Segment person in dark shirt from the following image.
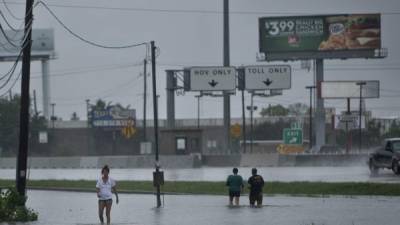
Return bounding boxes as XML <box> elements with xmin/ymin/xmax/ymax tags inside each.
<box><xmin>226</xmin><ymin>167</ymin><xmax>244</xmax><ymax>206</ymax></box>
<box><xmin>247</xmin><ymin>168</ymin><xmax>264</xmax><ymax>207</ymax></box>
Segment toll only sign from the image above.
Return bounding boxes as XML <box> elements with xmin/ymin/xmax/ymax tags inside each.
<box><xmin>243</xmin><ymin>65</ymin><xmax>291</xmax><ymax>90</ymax></box>
<box><xmin>184</xmin><ymin>67</ymin><xmax>236</xmax><ymax>91</ymax></box>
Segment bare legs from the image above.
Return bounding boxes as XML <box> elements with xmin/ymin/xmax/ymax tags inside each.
<box><xmin>98</xmin><ymin>200</ymin><xmax>112</xmax><ymax>224</ymax></box>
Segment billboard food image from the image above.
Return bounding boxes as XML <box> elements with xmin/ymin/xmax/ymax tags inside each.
<box><xmin>259</xmin><ymin>14</ymin><xmax>381</xmax><ymax>59</ymax></box>
<box><xmin>319</xmin><ymin>14</ymin><xmax>380</xmax><ymax>50</ymax></box>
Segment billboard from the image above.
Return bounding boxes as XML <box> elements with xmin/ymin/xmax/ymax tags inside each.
<box><xmin>0</xmin><ymin>29</ymin><xmax>55</xmax><ymax>60</ymax></box>
<box><xmin>259</xmin><ymin>14</ymin><xmax>381</xmax><ymax>60</ymax></box>
<box><xmin>320</xmin><ymin>80</ymin><xmax>379</xmax><ymax>99</ymax></box>
<box><xmin>91</xmin><ymin>105</ymin><xmax>136</xmax><ymax>128</ymax></box>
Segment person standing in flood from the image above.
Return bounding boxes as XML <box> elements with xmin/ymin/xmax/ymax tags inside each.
<box><xmin>226</xmin><ymin>167</ymin><xmax>244</xmax><ymax>206</ymax></box>
<box><xmin>96</xmin><ymin>165</ymin><xmax>119</xmax><ymax>224</ymax></box>
<box><xmin>248</xmin><ymin>168</ymin><xmax>264</xmax><ymax>207</ymax></box>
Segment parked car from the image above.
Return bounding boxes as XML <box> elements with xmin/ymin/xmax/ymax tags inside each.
<box><xmin>368</xmin><ymin>138</ymin><xmax>400</xmax><ymax>175</ymax></box>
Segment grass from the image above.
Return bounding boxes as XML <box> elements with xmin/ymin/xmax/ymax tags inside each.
<box><xmin>1</xmin><ymin>180</ymin><xmax>400</xmax><ymax>196</ymax></box>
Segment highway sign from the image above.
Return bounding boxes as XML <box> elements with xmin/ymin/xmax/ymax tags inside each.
<box><xmin>239</xmin><ymin>65</ymin><xmax>291</xmax><ymax>90</ymax></box>
<box><xmin>283</xmin><ymin>128</ymin><xmax>303</xmax><ymax>145</ymax></box>
<box><xmin>184</xmin><ymin>67</ymin><xmax>236</xmax><ymax>91</ymax></box>
<box><xmin>321</xmin><ymin>80</ymin><xmax>380</xmax><ymax>99</ymax></box>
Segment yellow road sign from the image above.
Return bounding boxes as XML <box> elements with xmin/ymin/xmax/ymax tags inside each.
<box><xmin>230</xmin><ymin>123</ymin><xmax>241</xmax><ymax>138</ymax></box>
<box><xmin>121</xmin><ymin>124</ymin><xmax>136</xmax><ymax>139</ymax></box>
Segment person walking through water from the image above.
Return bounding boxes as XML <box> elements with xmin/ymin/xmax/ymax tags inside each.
<box><xmin>226</xmin><ymin>167</ymin><xmax>244</xmax><ymax>206</ymax></box>
<box><xmin>248</xmin><ymin>168</ymin><xmax>264</xmax><ymax>207</ymax></box>
<box><xmin>96</xmin><ymin>165</ymin><xmax>119</xmax><ymax>224</ymax></box>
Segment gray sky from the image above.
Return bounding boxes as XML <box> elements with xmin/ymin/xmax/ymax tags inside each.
<box><xmin>1</xmin><ymin>0</ymin><xmax>400</xmax><ymax>120</ymax></box>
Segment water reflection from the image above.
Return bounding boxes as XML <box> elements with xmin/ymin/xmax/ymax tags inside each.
<box><xmin>20</xmin><ymin>190</ymin><xmax>400</xmax><ymax>225</ymax></box>
<box><xmin>0</xmin><ymin>167</ymin><xmax>399</xmax><ymax>183</ymax></box>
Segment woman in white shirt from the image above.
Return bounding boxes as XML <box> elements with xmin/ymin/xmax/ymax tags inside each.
<box><xmin>96</xmin><ymin>165</ymin><xmax>119</xmax><ymax>224</ymax></box>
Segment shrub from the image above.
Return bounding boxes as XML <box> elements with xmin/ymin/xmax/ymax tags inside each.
<box><xmin>0</xmin><ymin>188</ymin><xmax>38</xmax><ymax>222</ymax></box>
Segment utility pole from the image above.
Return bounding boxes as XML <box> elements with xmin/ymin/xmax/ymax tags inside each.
<box><xmin>306</xmin><ymin>86</ymin><xmax>316</xmax><ymax>150</ymax></box>
<box><xmin>195</xmin><ymin>95</ymin><xmax>201</xmax><ymax>129</ymax></box>
<box><xmin>151</xmin><ymin>41</ymin><xmax>162</xmax><ymax>208</ymax></box>
<box><xmin>223</xmin><ymin>0</ymin><xmax>231</xmax><ymax>154</ymax></box>
<box><xmin>143</xmin><ymin>59</ymin><xmax>148</xmax><ymax>141</ymax></box>
<box><xmin>86</xmin><ymin>99</ymin><xmax>90</xmax><ymax>125</ymax></box>
<box><xmin>16</xmin><ymin>0</ymin><xmax>34</xmax><ymax>198</ymax></box>
<box><xmin>86</xmin><ymin>99</ymin><xmax>91</xmax><ymax>155</ymax></box>
<box><xmin>241</xmin><ymin>89</ymin><xmax>246</xmax><ymax>153</ymax></box>
<box><xmin>346</xmin><ymin>98</ymin><xmax>351</xmax><ymax>154</ymax></box>
<box><xmin>33</xmin><ymin>90</ymin><xmax>38</xmax><ymax>116</ymax></box>
<box><xmin>356</xmin><ymin>81</ymin><xmax>366</xmax><ymax>151</ymax></box>
<box><xmin>246</xmin><ymin>92</ymin><xmax>257</xmax><ymax>153</ymax></box>
<box><xmin>51</xmin><ymin>103</ymin><xmax>56</xmax><ymax>129</ymax></box>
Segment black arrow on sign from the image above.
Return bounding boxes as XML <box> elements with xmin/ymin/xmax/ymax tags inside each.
<box><xmin>208</xmin><ymin>80</ymin><xmax>218</xmax><ymax>87</ymax></box>
<box><xmin>263</xmin><ymin>78</ymin><xmax>273</xmax><ymax>86</ymax></box>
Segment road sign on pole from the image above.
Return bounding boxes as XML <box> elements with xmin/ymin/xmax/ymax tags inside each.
<box><xmin>283</xmin><ymin>128</ymin><xmax>303</xmax><ymax>145</ymax></box>
<box><xmin>230</xmin><ymin>123</ymin><xmax>241</xmax><ymax>138</ymax></box>
<box><xmin>241</xmin><ymin>65</ymin><xmax>291</xmax><ymax>90</ymax></box>
<box><xmin>184</xmin><ymin>67</ymin><xmax>236</xmax><ymax>91</ymax></box>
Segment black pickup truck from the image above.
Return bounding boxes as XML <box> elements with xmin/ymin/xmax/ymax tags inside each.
<box><xmin>368</xmin><ymin>138</ymin><xmax>400</xmax><ymax>175</ymax></box>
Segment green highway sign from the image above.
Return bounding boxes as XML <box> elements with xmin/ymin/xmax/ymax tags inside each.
<box><xmin>283</xmin><ymin>128</ymin><xmax>303</xmax><ymax>145</ymax></box>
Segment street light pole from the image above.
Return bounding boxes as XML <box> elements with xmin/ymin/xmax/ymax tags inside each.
<box><xmin>306</xmin><ymin>86</ymin><xmax>316</xmax><ymax>150</ymax></box>
<box><xmin>195</xmin><ymin>95</ymin><xmax>201</xmax><ymax>129</ymax></box>
<box><xmin>51</xmin><ymin>103</ymin><xmax>56</xmax><ymax>129</ymax></box>
<box><xmin>356</xmin><ymin>81</ymin><xmax>366</xmax><ymax>152</ymax></box>
<box><xmin>246</xmin><ymin>92</ymin><xmax>257</xmax><ymax>153</ymax></box>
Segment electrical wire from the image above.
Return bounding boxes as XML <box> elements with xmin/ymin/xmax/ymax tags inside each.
<box><xmin>2</xmin><ymin>0</ymin><xmax>24</xmax><ymax>20</ymax></box>
<box><xmin>39</xmin><ymin>1</ymin><xmax>148</xmax><ymax>49</ymax></box>
<box><xmin>0</xmin><ymin>69</ymin><xmax>20</xmax><ymax>97</ymax></box>
<box><xmin>6</xmin><ymin>1</ymin><xmax>400</xmax><ymax>16</ymax></box>
<box><xmin>0</xmin><ymin>18</ymin><xmax>33</xmax><ymax>51</ymax></box>
<box><xmin>0</xmin><ymin>9</ymin><xmax>21</xmax><ymax>31</ymax></box>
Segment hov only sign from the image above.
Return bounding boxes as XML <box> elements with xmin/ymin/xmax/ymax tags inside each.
<box><xmin>239</xmin><ymin>65</ymin><xmax>291</xmax><ymax>90</ymax></box>
<box><xmin>184</xmin><ymin>67</ymin><xmax>236</xmax><ymax>91</ymax></box>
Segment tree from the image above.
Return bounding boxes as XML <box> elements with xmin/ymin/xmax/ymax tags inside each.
<box><xmin>70</xmin><ymin>112</ymin><xmax>80</xmax><ymax>121</ymax></box>
<box><xmin>259</xmin><ymin>104</ymin><xmax>288</xmax><ymax>117</ymax></box>
<box><xmin>0</xmin><ymin>95</ymin><xmax>47</xmax><ymax>156</ymax></box>
<box><xmin>384</xmin><ymin>121</ymin><xmax>400</xmax><ymax>138</ymax></box>
<box><xmin>288</xmin><ymin>103</ymin><xmax>309</xmax><ymax>116</ymax></box>
<box><xmin>0</xmin><ymin>96</ymin><xmax>20</xmax><ymax>155</ymax></box>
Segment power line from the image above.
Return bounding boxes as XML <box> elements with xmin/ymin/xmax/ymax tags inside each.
<box><xmin>6</xmin><ymin>1</ymin><xmax>400</xmax><ymax>16</ymax></box>
<box><xmin>2</xmin><ymin>0</ymin><xmax>24</xmax><ymax>20</ymax></box>
<box><xmin>38</xmin><ymin>1</ymin><xmax>148</xmax><ymax>49</ymax></box>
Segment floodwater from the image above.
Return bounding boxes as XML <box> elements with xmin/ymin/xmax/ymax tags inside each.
<box><xmin>0</xmin><ymin>167</ymin><xmax>399</xmax><ymax>183</ymax></box>
<box><xmin>3</xmin><ymin>190</ymin><xmax>399</xmax><ymax>225</ymax></box>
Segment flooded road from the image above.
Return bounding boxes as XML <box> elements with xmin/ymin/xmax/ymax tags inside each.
<box><xmin>1</xmin><ymin>166</ymin><xmax>399</xmax><ymax>183</ymax></box>
<box><xmin>7</xmin><ymin>190</ymin><xmax>400</xmax><ymax>225</ymax></box>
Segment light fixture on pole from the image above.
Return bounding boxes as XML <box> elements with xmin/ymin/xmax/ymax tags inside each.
<box><xmin>356</xmin><ymin>81</ymin><xmax>366</xmax><ymax>151</ymax></box>
<box><xmin>246</xmin><ymin>92</ymin><xmax>257</xmax><ymax>153</ymax></box>
<box><xmin>305</xmin><ymin>86</ymin><xmax>316</xmax><ymax>150</ymax></box>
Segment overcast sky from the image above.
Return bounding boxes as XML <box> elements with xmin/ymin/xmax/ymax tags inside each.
<box><xmin>1</xmin><ymin>0</ymin><xmax>400</xmax><ymax>120</ymax></box>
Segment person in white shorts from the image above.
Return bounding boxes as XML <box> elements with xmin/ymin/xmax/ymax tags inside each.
<box><xmin>96</xmin><ymin>165</ymin><xmax>119</xmax><ymax>224</ymax></box>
